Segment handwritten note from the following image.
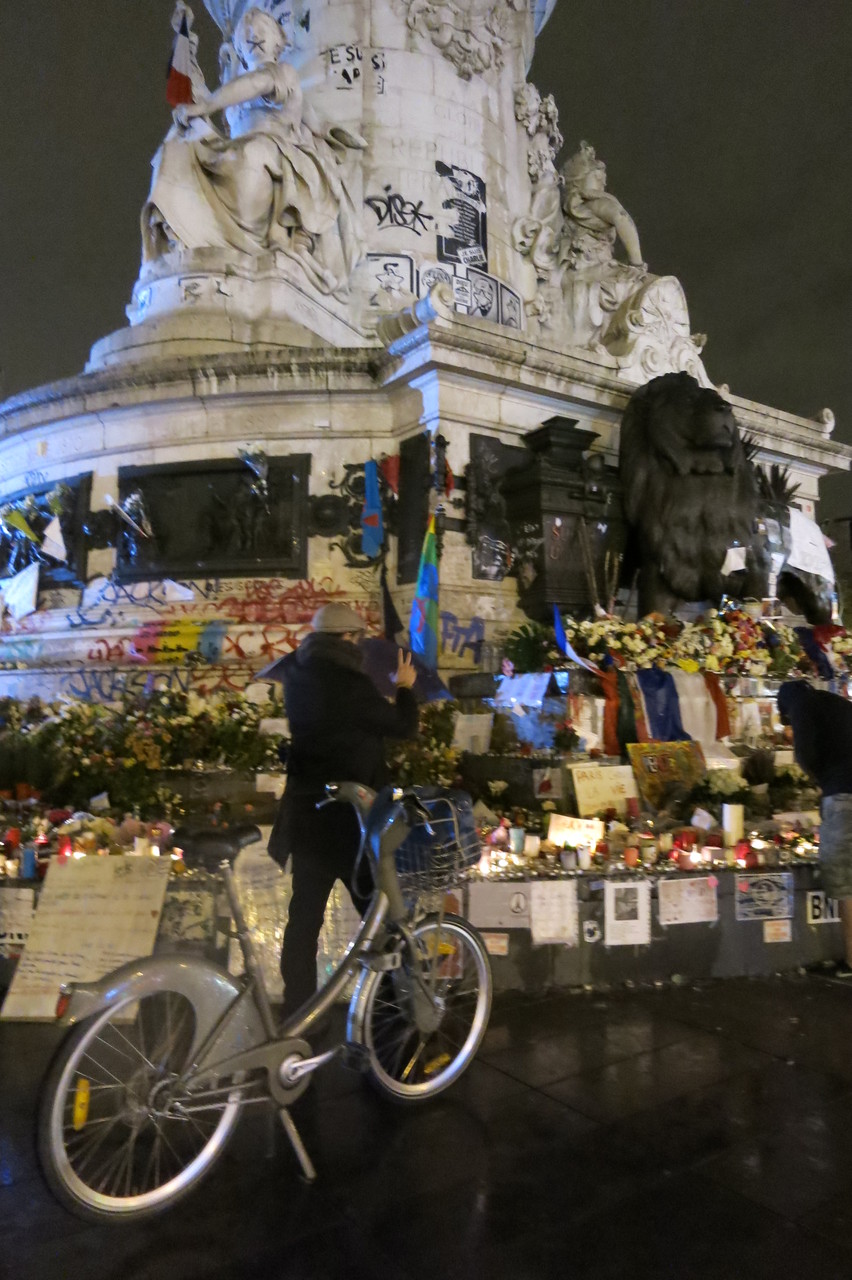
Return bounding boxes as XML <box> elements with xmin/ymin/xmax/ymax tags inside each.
<box><xmin>529</xmin><ymin>880</ymin><xmax>578</xmax><ymax>946</ymax></box>
<box><xmin>1</xmin><ymin>857</ymin><xmax>169</xmax><ymax>1020</ymax></box>
<box><xmin>569</xmin><ymin>764</ymin><xmax>638</xmax><ymax>817</ymax></box>
<box><xmin>547</xmin><ymin>813</ymin><xmax>605</xmax><ymax>848</ymax></box>
<box><xmin>658</xmin><ymin>876</ymin><xmax>718</xmax><ymax>926</ymax></box>
<box><xmin>0</xmin><ymin>887</ymin><xmax>36</xmax><ymax>958</ymax></box>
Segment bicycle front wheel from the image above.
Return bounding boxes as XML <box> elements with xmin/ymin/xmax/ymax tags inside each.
<box><xmin>38</xmin><ymin>988</ymin><xmax>241</xmax><ymax>1222</ymax></box>
<box><xmin>359</xmin><ymin>914</ymin><xmax>492</xmax><ymax>1103</ymax></box>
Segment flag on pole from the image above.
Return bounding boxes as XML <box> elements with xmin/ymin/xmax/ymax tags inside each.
<box><xmin>381</xmin><ymin>563</ymin><xmax>405</xmax><ymax>641</ymax></box>
<box><xmin>409</xmin><ymin>515</ymin><xmax>439</xmax><ymax>669</ymax></box>
<box><xmin>360</xmin><ymin>460</ymin><xmax>383</xmax><ymax>560</ymax></box>
<box><xmin>166</xmin><ymin>8</ymin><xmax>196</xmax><ymax>107</ymax></box>
<box><xmin>553</xmin><ymin>603</ymin><xmax>568</xmax><ymax>655</ymax></box>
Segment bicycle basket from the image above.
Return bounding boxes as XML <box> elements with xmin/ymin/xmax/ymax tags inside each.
<box><xmin>394</xmin><ymin>788</ymin><xmax>481</xmax><ymax>895</ymax></box>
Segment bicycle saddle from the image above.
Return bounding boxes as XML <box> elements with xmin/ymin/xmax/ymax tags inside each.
<box><xmin>173</xmin><ymin>822</ymin><xmax>262</xmax><ymax>871</ymax></box>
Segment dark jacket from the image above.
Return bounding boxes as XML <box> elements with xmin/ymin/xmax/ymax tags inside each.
<box><xmin>269</xmin><ymin>632</ymin><xmax>419</xmax><ymax>865</ymax></box>
<box><xmin>776</xmin><ymin>681</ymin><xmax>852</xmax><ymax>797</ymax></box>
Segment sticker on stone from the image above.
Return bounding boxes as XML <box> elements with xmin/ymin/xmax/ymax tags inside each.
<box><xmin>466</xmin><ymin>269</ymin><xmax>500</xmax><ymax>323</ymax></box>
<box><xmin>435</xmin><ymin>162</ymin><xmax>487</xmax><ymax>267</ymax></box>
<box><xmin>418</xmin><ymin>264</ymin><xmax>453</xmax><ymax>296</ymax></box>
<box><xmin>500</xmin><ymin>283</ymin><xmax>523</xmax><ymax>329</ymax></box>
<box><xmin>363</xmin><ymin>254</ymin><xmax>416</xmax><ymax>309</ymax></box>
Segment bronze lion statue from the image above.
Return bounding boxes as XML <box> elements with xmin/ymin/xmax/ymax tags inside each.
<box><xmin>619</xmin><ymin>372</ymin><xmax>833</xmax><ymax>622</ymax></box>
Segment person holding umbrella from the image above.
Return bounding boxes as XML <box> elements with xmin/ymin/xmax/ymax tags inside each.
<box><xmin>269</xmin><ymin>602</ymin><xmax>419</xmax><ymax>1021</ymax></box>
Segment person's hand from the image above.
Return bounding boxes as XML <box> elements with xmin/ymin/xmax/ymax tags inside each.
<box><xmin>395</xmin><ymin>649</ymin><xmax>417</xmax><ymax>689</ymax></box>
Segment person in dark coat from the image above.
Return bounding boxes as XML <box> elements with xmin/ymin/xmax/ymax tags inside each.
<box><xmin>270</xmin><ymin>602</ymin><xmax>419</xmax><ymax>1020</ymax></box>
<box><xmin>777</xmin><ymin>680</ymin><xmax>852</xmax><ymax>970</ymax></box>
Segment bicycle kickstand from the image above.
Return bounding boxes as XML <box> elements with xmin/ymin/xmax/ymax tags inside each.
<box><xmin>278</xmin><ymin>1108</ymin><xmax>317</xmax><ymax>1183</ymax></box>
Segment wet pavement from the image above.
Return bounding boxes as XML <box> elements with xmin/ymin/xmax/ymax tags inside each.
<box><xmin>4</xmin><ymin>974</ymin><xmax>852</xmax><ymax>1279</ymax></box>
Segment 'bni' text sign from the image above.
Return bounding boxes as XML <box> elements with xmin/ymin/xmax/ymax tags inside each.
<box><xmin>1</xmin><ymin>857</ymin><xmax>169</xmax><ymax>1021</ymax></box>
<box><xmin>806</xmin><ymin>891</ymin><xmax>841</xmax><ymax>925</ymax></box>
<box><xmin>569</xmin><ymin>764</ymin><xmax>638</xmax><ymax>817</ymax></box>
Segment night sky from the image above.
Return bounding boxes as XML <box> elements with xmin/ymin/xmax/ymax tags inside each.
<box><xmin>1</xmin><ymin>1</ymin><xmax>850</xmax><ymax>516</ymax></box>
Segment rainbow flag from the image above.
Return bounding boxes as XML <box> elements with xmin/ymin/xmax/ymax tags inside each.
<box><xmin>409</xmin><ymin>515</ymin><xmax>439</xmax><ymax>669</ymax></box>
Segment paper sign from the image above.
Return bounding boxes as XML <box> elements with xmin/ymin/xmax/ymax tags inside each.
<box><xmin>786</xmin><ymin>506</ymin><xmax>835</xmax><ymax>583</ymax></box>
<box><xmin>495</xmin><ymin>673</ymin><xmax>551</xmax><ymax>708</ymax></box>
<box><xmin>468</xmin><ymin>880</ymin><xmax>531</xmax><ymax>928</ymax></box>
<box><xmin>721</xmin><ymin>544</ymin><xmax>747</xmax><ymax>575</ymax></box>
<box><xmin>806</xmin><ymin>891</ymin><xmax>841</xmax><ymax>925</ymax></box>
<box><xmin>1</xmin><ymin>857</ymin><xmax>169</xmax><ymax>1020</ymax></box>
<box><xmin>0</xmin><ymin>887</ymin><xmax>36</xmax><ymax>959</ymax></box>
<box><xmin>452</xmin><ymin>713</ymin><xmax>493</xmax><ymax>754</ymax></box>
<box><xmin>627</xmin><ymin>741</ymin><xmax>707</xmax><ymax>812</ymax></box>
<box><xmin>604</xmin><ymin>880</ymin><xmax>651</xmax><ymax>946</ymax></box>
<box><xmin>569</xmin><ymin>764</ymin><xmax>638</xmax><ymax>817</ymax></box>
<box><xmin>41</xmin><ymin>516</ymin><xmax>67</xmax><ymax>562</ymax></box>
<box><xmin>163</xmin><ymin>578</ymin><xmax>195</xmax><ymax>602</ymax></box>
<box><xmin>481</xmin><ymin>932</ymin><xmax>510</xmax><ymax>956</ymax></box>
<box><xmin>547</xmin><ymin>813</ymin><xmax>605</xmax><ymax>848</ymax></box>
<box><xmin>763</xmin><ymin>919</ymin><xmax>792</xmax><ymax>943</ymax></box>
<box><xmin>529</xmin><ymin>880</ymin><xmax>579</xmax><ymax>947</ymax></box>
<box><xmin>0</xmin><ymin>562</ymin><xmax>40</xmax><ymax>620</ymax></box>
<box><xmin>734</xmin><ymin>873</ymin><xmax>794</xmax><ymax>921</ymax></box>
<box><xmin>658</xmin><ymin>877</ymin><xmax>719</xmax><ymax>926</ymax></box>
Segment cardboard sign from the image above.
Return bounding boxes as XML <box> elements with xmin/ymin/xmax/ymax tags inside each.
<box><xmin>763</xmin><ymin>919</ymin><xmax>793</xmax><ymax>944</ymax></box>
<box><xmin>627</xmin><ymin>741</ymin><xmax>707</xmax><ymax>811</ymax></box>
<box><xmin>569</xmin><ymin>764</ymin><xmax>639</xmax><ymax>817</ymax></box>
<box><xmin>1</xmin><ymin>857</ymin><xmax>169</xmax><ymax>1020</ymax></box>
<box><xmin>547</xmin><ymin>814</ymin><xmax>605</xmax><ymax>848</ymax></box>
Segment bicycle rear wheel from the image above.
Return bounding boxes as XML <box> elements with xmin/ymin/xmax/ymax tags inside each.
<box><xmin>38</xmin><ymin>988</ymin><xmax>241</xmax><ymax>1222</ymax></box>
<box><xmin>359</xmin><ymin>914</ymin><xmax>492</xmax><ymax>1103</ymax></box>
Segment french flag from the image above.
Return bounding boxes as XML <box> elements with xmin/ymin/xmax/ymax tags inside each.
<box><xmin>166</xmin><ymin>13</ymin><xmax>195</xmax><ymax>107</ymax></box>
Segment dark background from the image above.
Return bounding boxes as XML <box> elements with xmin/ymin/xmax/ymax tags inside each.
<box><xmin>1</xmin><ymin>1</ymin><xmax>850</xmax><ymax>518</ymax></box>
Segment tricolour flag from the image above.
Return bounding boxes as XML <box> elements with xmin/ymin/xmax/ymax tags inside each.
<box><xmin>409</xmin><ymin>515</ymin><xmax>439</xmax><ymax>669</ymax></box>
<box><xmin>166</xmin><ymin>11</ymin><xmax>195</xmax><ymax>107</ymax></box>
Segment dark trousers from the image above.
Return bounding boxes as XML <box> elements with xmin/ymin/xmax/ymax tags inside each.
<box><xmin>279</xmin><ymin>844</ymin><xmax>371</xmax><ymax>1021</ymax></box>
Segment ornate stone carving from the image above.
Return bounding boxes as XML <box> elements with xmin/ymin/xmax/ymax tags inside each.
<box><xmin>404</xmin><ymin>0</ymin><xmax>526</xmax><ymax>79</ymax></box>
<box><xmin>513</xmin><ymin>127</ymin><xmax>709</xmax><ymax>383</ymax></box>
<box><xmin>142</xmin><ymin>7</ymin><xmax>367</xmax><ymax>298</ymax></box>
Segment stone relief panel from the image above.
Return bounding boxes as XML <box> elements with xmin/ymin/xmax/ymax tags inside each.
<box><xmin>142</xmin><ymin>7</ymin><xmax>367</xmax><ymax>299</ymax></box>
<box><xmin>512</xmin><ymin>88</ymin><xmax>709</xmax><ymax>384</ymax></box>
<box><xmin>402</xmin><ymin>0</ymin><xmax>527</xmax><ymax>79</ymax></box>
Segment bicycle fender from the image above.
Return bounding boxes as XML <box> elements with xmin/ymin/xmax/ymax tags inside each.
<box><xmin>61</xmin><ymin>954</ymin><xmax>267</xmax><ymax>1065</ymax></box>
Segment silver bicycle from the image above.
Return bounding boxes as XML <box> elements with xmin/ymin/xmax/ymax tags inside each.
<box><xmin>37</xmin><ymin>783</ymin><xmax>493</xmax><ymax>1222</ymax></box>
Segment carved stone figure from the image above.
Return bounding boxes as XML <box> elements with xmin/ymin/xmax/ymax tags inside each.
<box><xmin>513</xmin><ymin>129</ymin><xmax>708</xmax><ymax>381</ymax></box>
<box><xmin>404</xmin><ymin>0</ymin><xmax>526</xmax><ymax>79</ymax></box>
<box><xmin>142</xmin><ymin>7</ymin><xmax>367</xmax><ymax>296</ymax></box>
<box><xmin>619</xmin><ymin>373</ymin><xmax>833</xmax><ymax>623</ymax></box>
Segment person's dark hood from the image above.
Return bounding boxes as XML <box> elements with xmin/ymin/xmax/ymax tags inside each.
<box><xmin>776</xmin><ymin>679</ymin><xmax>816</xmax><ymax>723</ymax></box>
<box><xmin>295</xmin><ymin>630</ymin><xmax>364</xmax><ymax>672</ymax></box>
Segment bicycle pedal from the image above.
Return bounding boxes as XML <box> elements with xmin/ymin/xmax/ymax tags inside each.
<box><xmin>340</xmin><ymin>1042</ymin><xmax>371</xmax><ymax>1073</ymax></box>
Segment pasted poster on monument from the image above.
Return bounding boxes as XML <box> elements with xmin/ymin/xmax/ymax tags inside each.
<box><xmin>363</xmin><ymin>253</ymin><xmax>416</xmax><ymax>309</ymax></box>
<box><xmin>658</xmin><ymin>876</ymin><xmax>719</xmax><ymax>927</ymax></box>
<box><xmin>418</xmin><ymin>263</ymin><xmax>453</xmax><ymax>296</ymax></box>
<box><xmin>529</xmin><ymin>880</ymin><xmax>578</xmax><ymax>947</ymax></box>
<box><xmin>468</xmin><ymin>880</ymin><xmax>531</xmax><ymax>929</ymax></box>
<box><xmin>499</xmin><ymin>283</ymin><xmax>523</xmax><ymax>329</ymax></box>
<box><xmin>435</xmin><ymin>162</ymin><xmax>487</xmax><ymax>267</ymax></box>
<box><xmin>604</xmin><ymin>879</ymin><xmax>651</xmax><ymax>947</ymax></box>
<box><xmin>465</xmin><ymin>268</ymin><xmax>500</xmax><ymax>322</ymax></box>
<box><xmin>735</xmin><ymin>873</ymin><xmax>794</xmax><ymax>921</ymax></box>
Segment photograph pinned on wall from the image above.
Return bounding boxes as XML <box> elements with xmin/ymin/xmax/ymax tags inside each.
<box><xmin>604</xmin><ymin>879</ymin><xmax>651</xmax><ymax>947</ymax></box>
<box><xmin>363</xmin><ymin>253</ymin><xmax>416</xmax><ymax>309</ymax></box>
<box><xmin>435</xmin><ymin>161</ymin><xmax>487</xmax><ymax>267</ymax></box>
<box><xmin>418</xmin><ymin>263</ymin><xmax>453</xmax><ymax>297</ymax></box>
<box><xmin>466</xmin><ymin>269</ymin><xmax>500</xmax><ymax>323</ymax></box>
<box><xmin>499</xmin><ymin>283</ymin><xmax>523</xmax><ymax>329</ymax></box>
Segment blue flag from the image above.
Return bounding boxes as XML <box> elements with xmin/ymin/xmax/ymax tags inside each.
<box><xmin>360</xmin><ymin>460</ymin><xmax>383</xmax><ymax>559</ymax></box>
<box><xmin>553</xmin><ymin>604</ymin><xmax>568</xmax><ymax>655</ymax></box>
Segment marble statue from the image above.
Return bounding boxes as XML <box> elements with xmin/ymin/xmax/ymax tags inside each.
<box><xmin>142</xmin><ymin>6</ymin><xmax>367</xmax><ymax>296</ymax></box>
<box><xmin>404</xmin><ymin>0</ymin><xmax>527</xmax><ymax>80</ymax></box>
<box><xmin>513</xmin><ymin>113</ymin><xmax>708</xmax><ymax>382</ymax></box>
